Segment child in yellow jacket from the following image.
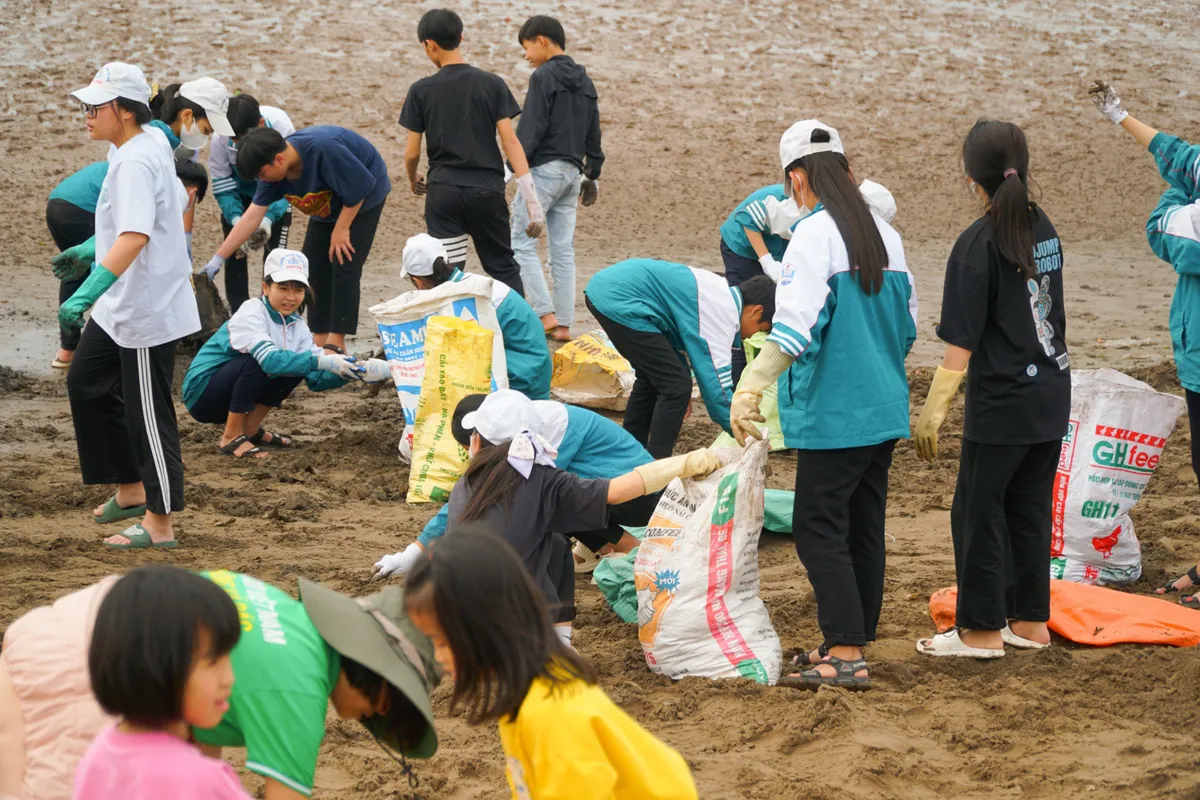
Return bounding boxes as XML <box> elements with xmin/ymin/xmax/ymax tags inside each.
<box><xmin>404</xmin><ymin>527</ymin><xmax>698</xmax><ymax>800</ymax></box>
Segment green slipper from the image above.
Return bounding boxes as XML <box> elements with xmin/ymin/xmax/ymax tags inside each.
<box><xmin>104</xmin><ymin>523</ymin><xmax>179</xmax><ymax>550</ymax></box>
<box><xmin>93</xmin><ymin>495</ymin><xmax>147</xmax><ymax>525</ymax></box>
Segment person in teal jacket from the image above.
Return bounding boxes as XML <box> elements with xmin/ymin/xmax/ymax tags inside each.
<box><xmin>398</xmin><ymin>233</ymin><xmax>553</xmax><ymax>400</ymax></box>
<box><xmin>732</xmin><ymin>120</ymin><xmax>916</xmax><ymax>690</ymax></box>
<box><xmin>373</xmin><ymin>392</ymin><xmax>653</xmax><ymax>578</ymax></box>
<box><xmin>585</xmin><ymin>258</ymin><xmax>775</xmax><ymax>458</ymax></box>
<box><xmin>1092</xmin><ymin>82</ymin><xmax>1200</xmax><ymax>603</ymax></box>
<box><xmin>46</xmin><ymin>162</ymin><xmax>108</xmax><ymax>368</ymax></box>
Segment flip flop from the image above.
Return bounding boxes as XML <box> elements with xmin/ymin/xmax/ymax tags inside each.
<box><xmin>249</xmin><ymin>427</ymin><xmax>293</xmax><ymax>448</ymax></box>
<box><xmin>104</xmin><ymin>523</ymin><xmax>179</xmax><ymax>550</ymax></box>
<box><xmin>916</xmin><ymin>628</ymin><xmax>1005</xmax><ymax>659</ymax></box>
<box><xmin>1001</xmin><ymin>625</ymin><xmax>1050</xmax><ymax>650</ymax></box>
<box><xmin>93</xmin><ymin>495</ymin><xmax>147</xmax><ymax>525</ymax></box>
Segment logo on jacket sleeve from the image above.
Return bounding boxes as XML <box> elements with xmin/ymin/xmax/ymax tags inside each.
<box><xmin>285</xmin><ymin>190</ymin><xmax>332</xmax><ymax>218</ymax></box>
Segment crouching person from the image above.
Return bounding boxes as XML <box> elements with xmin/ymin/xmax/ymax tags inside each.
<box><xmin>182</xmin><ymin>249</ymin><xmax>390</xmax><ymax>459</ymax></box>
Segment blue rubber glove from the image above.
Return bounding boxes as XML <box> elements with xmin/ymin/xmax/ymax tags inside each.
<box><xmin>58</xmin><ymin>263</ymin><xmax>118</xmax><ymax>331</ymax></box>
<box><xmin>51</xmin><ymin>237</ymin><xmax>98</xmax><ymax>281</ymax></box>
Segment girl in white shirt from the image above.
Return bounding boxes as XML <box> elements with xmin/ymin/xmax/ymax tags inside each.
<box><xmin>62</xmin><ymin>62</ymin><xmax>200</xmax><ymax>550</ymax></box>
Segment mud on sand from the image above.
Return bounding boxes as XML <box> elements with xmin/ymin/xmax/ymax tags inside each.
<box><xmin>4</xmin><ymin>361</ymin><xmax>1200</xmax><ymax>800</ymax></box>
<box><xmin>5</xmin><ymin>0</ymin><xmax>1200</xmax><ymax>796</ymax></box>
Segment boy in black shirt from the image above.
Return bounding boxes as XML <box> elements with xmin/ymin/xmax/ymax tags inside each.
<box><xmin>510</xmin><ymin>15</ymin><xmax>605</xmax><ymax>341</ymax></box>
<box><xmin>400</xmin><ymin>8</ymin><xmax>543</xmax><ymax>297</ymax></box>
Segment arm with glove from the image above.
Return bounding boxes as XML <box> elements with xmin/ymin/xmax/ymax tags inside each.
<box><xmin>498</xmin><ymin>118</ymin><xmax>546</xmax><ymax>239</ymax></box>
<box><xmin>58</xmin><ymin>232</ymin><xmax>148</xmax><ymax>331</ymax></box>
<box><xmin>606</xmin><ymin>448</ymin><xmax>723</xmax><ymax>503</ymax></box>
<box><xmin>51</xmin><ymin>235</ymin><xmax>97</xmax><ymax>281</ymax></box>
<box><xmin>914</xmin><ymin>347</ymin><xmax>968</xmax><ymax>462</ymax></box>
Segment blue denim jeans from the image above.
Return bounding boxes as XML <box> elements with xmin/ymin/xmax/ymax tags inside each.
<box><xmin>511</xmin><ymin>160</ymin><xmax>581</xmax><ymax>327</ymax></box>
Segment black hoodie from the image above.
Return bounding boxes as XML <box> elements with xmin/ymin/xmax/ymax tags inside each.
<box><xmin>516</xmin><ymin>55</ymin><xmax>604</xmax><ymax>180</ymax></box>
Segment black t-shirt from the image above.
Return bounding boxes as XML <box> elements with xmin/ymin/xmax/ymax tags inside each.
<box><xmin>937</xmin><ymin>206</ymin><xmax>1071</xmax><ymax>444</ymax></box>
<box><xmin>445</xmin><ymin>464</ymin><xmax>610</xmax><ymax>611</ymax></box>
<box><xmin>398</xmin><ymin>64</ymin><xmax>521</xmax><ymax>193</ymax></box>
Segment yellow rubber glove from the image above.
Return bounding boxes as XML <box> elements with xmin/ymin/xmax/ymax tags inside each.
<box><xmin>634</xmin><ymin>448</ymin><xmax>723</xmax><ymax>494</ymax></box>
<box><xmin>915</xmin><ymin>366</ymin><xmax>966</xmax><ymax>462</ymax></box>
<box><xmin>730</xmin><ymin>341</ymin><xmax>794</xmax><ymax>445</ymax></box>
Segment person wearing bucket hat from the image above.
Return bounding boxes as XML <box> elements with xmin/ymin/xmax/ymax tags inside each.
<box><xmin>374</xmin><ymin>390</ymin><xmax>653</xmax><ymax>579</ymax></box>
<box><xmin>729</xmin><ymin>119</ymin><xmax>916</xmax><ymax>690</ymax></box>
<box><xmin>419</xmin><ymin>389</ymin><xmax>721</xmax><ymax>646</ymax></box>
<box><xmin>63</xmin><ymin>62</ymin><xmax>202</xmax><ymax>551</ymax></box>
<box><xmin>404</xmin><ymin>528</ymin><xmax>698</xmax><ymax>800</ymax></box>
<box><xmin>183</xmin><ymin>249</ymin><xmax>385</xmax><ymax>459</ymax></box>
<box><xmin>398</xmin><ymin>233</ymin><xmax>553</xmax><ymax>400</ymax></box>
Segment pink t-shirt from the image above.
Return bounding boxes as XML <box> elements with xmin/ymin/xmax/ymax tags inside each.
<box><xmin>73</xmin><ymin>724</ymin><xmax>251</xmax><ymax>800</ymax></box>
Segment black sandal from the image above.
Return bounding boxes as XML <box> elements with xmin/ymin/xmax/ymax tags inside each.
<box><xmin>249</xmin><ymin>427</ymin><xmax>293</xmax><ymax>448</ymax></box>
<box><xmin>219</xmin><ymin>435</ymin><xmax>267</xmax><ymax>459</ymax></box>
<box><xmin>1162</xmin><ymin>566</ymin><xmax>1200</xmax><ymax>593</ymax></box>
<box><xmin>1183</xmin><ymin>595</ymin><xmax>1200</xmax><ymax>610</ymax></box>
<box><xmin>789</xmin><ymin>642</ymin><xmax>830</xmax><ymax>668</ymax></box>
<box><xmin>778</xmin><ymin>656</ymin><xmax>871</xmax><ymax>691</ymax></box>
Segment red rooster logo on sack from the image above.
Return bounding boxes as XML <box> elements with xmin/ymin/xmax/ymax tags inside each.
<box><xmin>1091</xmin><ymin>525</ymin><xmax>1121</xmax><ymax>560</ymax></box>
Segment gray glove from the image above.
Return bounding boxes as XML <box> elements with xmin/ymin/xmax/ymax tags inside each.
<box><xmin>200</xmin><ymin>254</ymin><xmax>225</xmax><ymax>280</ymax></box>
<box><xmin>1089</xmin><ymin>80</ymin><xmax>1129</xmax><ymax>124</ymax></box>
<box><xmin>245</xmin><ymin>218</ymin><xmax>272</xmax><ymax>251</ymax></box>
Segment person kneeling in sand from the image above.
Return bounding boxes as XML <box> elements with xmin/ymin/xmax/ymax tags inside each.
<box><xmin>374</xmin><ymin>390</ymin><xmax>656</xmax><ymax>578</ymax></box>
<box><xmin>0</xmin><ymin>569</ymin><xmax>439</xmax><ymax>800</ymax></box>
<box><xmin>182</xmin><ymin>249</ymin><xmax>391</xmax><ymax>459</ymax></box>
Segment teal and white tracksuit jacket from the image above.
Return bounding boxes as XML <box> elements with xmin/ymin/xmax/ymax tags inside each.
<box><xmin>1147</xmin><ymin>132</ymin><xmax>1200</xmax><ymax>393</ymax></box>
<box><xmin>769</xmin><ymin>203</ymin><xmax>917</xmax><ymax>450</ymax></box>
<box><xmin>182</xmin><ymin>296</ymin><xmax>347</xmax><ymax>409</ymax></box>
<box><xmin>584</xmin><ymin>258</ymin><xmax>743</xmax><ymax>433</ymax></box>
<box><xmin>447</xmin><ymin>268</ymin><xmax>553</xmax><ymax>400</ymax></box>
<box><xmin>719</xmin><ymin>184</ymin><xmax>790</xmax><ymax>261</ymax></box>
<box><xmin>209</xmin><ymin>105</ymin><xmax>295</xmax><ymax>226</ymax></box>
<box><xmin>417</xmin><ymin>400</ymin><xmax>654</xmax><ymax>546</ymax></box>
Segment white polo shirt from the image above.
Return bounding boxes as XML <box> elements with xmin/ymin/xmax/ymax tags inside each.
<box><xmin>92</xmin><ymin>125</ymin><xmax>200</xmax><ymax>348</ymax></box>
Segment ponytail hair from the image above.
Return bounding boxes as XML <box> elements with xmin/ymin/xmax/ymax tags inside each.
<box><xmin>156</xmin><ymin>83</ymin><xmax>207</xmax><ymax>125</ymax></box>
<box><xmin>789</xmin><ymin>129</ymin><xmax>888</xmax><ymax>294</ymax></box>
<box><xmin>963</xmin><ymin>119</ymin><xmax>1035</xmax><ymax>280</ymax></box>
<box><xmin>423</xmin><ymin>257</ymin><xmax>457</xmax><ymax>286</ymax></box>
<box><xmin>458</xmin><ymin>437</ymin><xmax>525</xmax><ymax>523</ymax></box>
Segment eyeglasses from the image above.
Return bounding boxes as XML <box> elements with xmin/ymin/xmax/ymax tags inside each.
<box><xmin>80</xmin><ymin>100</ymin><xmax>113</xmax><ymax>119</ymax></box>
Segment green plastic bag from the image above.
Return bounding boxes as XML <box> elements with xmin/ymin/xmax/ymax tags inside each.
<box><xmin>594</xmin><ymin>489</ymin><xmax>794</xmax><ymax>623</ymax></box>
<box><xmin>712</xmin><ymin>332</ymin><xmax>786</xmax><ymax>451</ymax></box>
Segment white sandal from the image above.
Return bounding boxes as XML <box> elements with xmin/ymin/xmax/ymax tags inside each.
<box><xmin>916</xmin><ymin>628</ymin><xmax>1006</xmax><ymax>659</ymax></box>
<box><xmin>573</xmin><ymin>541</ymin><xmax>603</xmax><ymax>574</ymax></box>
<box><xmin>1001</xmin><ymin>625</ymin><xmax>1050</xmax><ymax>650</ymax></box>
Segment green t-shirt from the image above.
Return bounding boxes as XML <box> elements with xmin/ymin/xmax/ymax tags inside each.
<box><xmin>193</xmin><ymin>570</ymin><xmax>341</xmax><ymax>797</ymax></box>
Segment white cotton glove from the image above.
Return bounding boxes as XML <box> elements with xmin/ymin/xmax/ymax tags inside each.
<box><xmin>758</xmin><ymin>253</ymin><xmax>782</xmax><ymax>282</ymax></box>
<box><xmin>580</xmin><ymin>178</ymin><xmax>598</xmax><ymax>207</ymax></box>
<box><xmin>516</xmin><ymin>173</ymin><xmax>545</xmax><ymax>238</ymax></box>
<box><xmin>359</xmin><ymin>358</ymin><xmax>392</xmax><ymax>383</ymax></box>
<box><xmin>373</xmin><ymin>543</ymin><xmax>424</xmax><ymax>579</ymax></box>
<box><xmin>246</xmin><ymin>218</ymin><xmax>272</xmax><ymax>251</ymax></box>
<box><xmin>1089</xmin><ymin>80</ymin><xmax>1129</xmax><ymax>124</ymax></box>
<box><xmin>317</xmin><ymin>352</ymin><xmax>364</xmax><ymax>381</ymax></box>
<box><xmin>200</xmin><ymin>254</ymin><xmax>225</xmax><ymax>279</ymax></box>
<box><xmin>504</xmin><ymin>164</ymin><xmax>514</xmax><ymax>184</ymax></box>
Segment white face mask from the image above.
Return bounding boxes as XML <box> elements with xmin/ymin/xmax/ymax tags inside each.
<box><xmin>180</xmin><ymin>118</ymin><xmax>209</xmax><ymax>150</ymax></box>
<box><xmin>791</xmin><ymin>173</ymin><xmax>814</xmax><ymax>217</ymax></box>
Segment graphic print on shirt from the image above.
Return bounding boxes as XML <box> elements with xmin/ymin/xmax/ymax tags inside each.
<box><xmin>1028</xmin><ymin>236</ymin><xmax>1067</xmax><ymax>371</ymax></box>
<box><xmin>285</xmin><ymin>190</ymin><xmax>332</xmax><ymax>218</ymax></box>
<box><xmin>506</xmin><ymin>756</ymin><xmax>533</xmax><ymax>799</ymax></box>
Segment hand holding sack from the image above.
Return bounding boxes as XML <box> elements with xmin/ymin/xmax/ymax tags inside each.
<box><xmin>58</xmin><ymin>264</ymin><xmax>118</xmax><ymax>331</ymax></box>
<box><xmin>316</xmin><ymin>352</ymin><xmax>363</xmax><ymax>381</ymax></box>
<box><xmin>729</xmin><ymin>341</ymin><xmax>794</xmax><ymax>445</ymax></box>
<box><xmin>516</xmin><ymin>173</ymin><xmax>545</xmax><ymax>238</ymax></box>
<box><xmin>1089</xmin><ymin>79</ymin><xmax>1129</xmax><ymax>124</ymax></box>
<box><xmin>633</xmin><ymin>448</ymin><xmax>722</xmax><ymax>494</ymax></box>
<box><xmin>201</xmin><ymin>253</ymin><xmax>225</xmax><ymax>279</ymax></box>
<box><xmin>914</xmin><ymin>366</ymin><xmax>965</xmax><ymax>462</ymax></box>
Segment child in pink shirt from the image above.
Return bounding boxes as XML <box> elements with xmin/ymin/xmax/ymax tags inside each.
<box><xmin>73</xmin><ymin>566</ymin><xmax>251</xmax><ymax>800</ymax></box>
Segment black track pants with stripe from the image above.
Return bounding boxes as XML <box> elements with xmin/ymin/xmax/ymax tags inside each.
<box><xmin>67</xmin><ymin>319</ymin><xmax>186</xmax><ymax>515</ymax></box>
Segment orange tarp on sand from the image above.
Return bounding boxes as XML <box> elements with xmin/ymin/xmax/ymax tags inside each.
<box><xmin>929</xmin><ymin>579</ymin><xmax>1200</xmax><ymax>647</ymax></box>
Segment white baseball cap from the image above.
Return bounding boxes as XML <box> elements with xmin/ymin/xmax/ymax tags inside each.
<box><xmin>461</xmin><ymin>390</ymin><xmax>543</xmax><ymax>444</ymax></box>
<box><xmin>779</xmin><ymin>119</ymin><xmax>844</xmax><ymax>170</ymax></box>
<box><xmin>71</xmin><ymin>62</ymin><xmax>151</xmax><ymax>107</ymax></box>
<box><xmin>859</xmin><ymin>180</ymin><xmax>897</xmax><ymax>223</ymax></box>
<box><xmin>179</xmin><ymin>77</ymin><xmax>235</xmax><ymax>137</ymax></box>
<box><xmin>264</xmin><ymin>248</ymin><xmax>310</xmax><ymax>287</ymax></box>
<box><xmin>401</xmin><ymin>233</ymin><xmax>448</xmax><ymax>279</ymax></box>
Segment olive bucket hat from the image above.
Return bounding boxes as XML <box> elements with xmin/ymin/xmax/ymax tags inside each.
<box><xmin>298</xmin><ymin>578</ymin><xmax>440</xmax><ymax>757</ymax></box>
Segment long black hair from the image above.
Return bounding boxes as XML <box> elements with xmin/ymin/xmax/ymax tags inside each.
<box><xmin>963</xmin><ymin>119</ymin><xmax>1036</xmax><ymax>280</ymax></box>
<box><xmin>457</xmin><ymin>437</ymin><xmax>526</xmax><ymax>523</ymax></box>
<box><xmin>404</xmin><ymin>526</ymin><xmax>597</xmax><ymax>724</ymax></box>
<box><xmin>414</xmin><ymin>257</ymin><xmax>457</xmax><ymax>287</ymax></box>
<box><xmin>156</xmin><ymin>83</ymin><xmax>207</xmax><ymax>126</ymax></box>
<box><xmin>786</xmin><ymin>128</ymin><xmax>888</xmax><ymax>294</ymax></box>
